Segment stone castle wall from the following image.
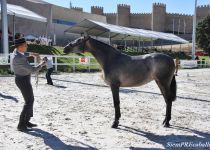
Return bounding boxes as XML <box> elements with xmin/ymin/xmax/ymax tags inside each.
<box><xmin>197</xmin><ymin>5</ymin><xmax>210</xmax><ymax>22</ymax></box>
<box><xmin>104</xmin><ymin>13</ymin><xmax>117</xmax><ymax>25</ymax></box>
<box><xmin>130</xmin><ymin>13</ymin><xmax>152</xmax><ymax>30</ymax></box>
<box><xmin>91</xmin><ymin>3</ymin><xmax>210</xmax><ymax>34</ymax></box>
<box><xmin>165</xmin><ymin>13</ymin><xmax>193</xmax><ymax>34</ymax></box>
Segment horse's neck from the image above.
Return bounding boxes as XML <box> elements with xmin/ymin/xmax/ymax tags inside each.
<box><xmin>86</xmin><ymin>38</ymin><xmax>121</xmax><ymax>69</ymax></box>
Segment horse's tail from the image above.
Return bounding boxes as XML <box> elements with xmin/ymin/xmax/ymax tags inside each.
<box><xmin>170</xmin><ymin>75</ymin><xmax>177</xmax><ymax>101</ymax></box>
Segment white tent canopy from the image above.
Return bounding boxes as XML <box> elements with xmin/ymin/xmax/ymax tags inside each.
<box><xmin>65</xmin><ymin>19</ymin><xmax>188</xmax><ymax>43</ymax></box>
<box><xmin>0</xmin><ymin>4</ymin><xmax>47</xmax><ymax>22</ymax></box>
<box><xmin>25</xmin><ymin>35</ymin><xmax>37</xmax><ymax>40</ymax></box>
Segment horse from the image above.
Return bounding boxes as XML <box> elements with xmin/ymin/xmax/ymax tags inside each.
<box><xmin>64</xmin><ymin>36</ymin><xmax>177</xmax><ymax>128</ymax></box>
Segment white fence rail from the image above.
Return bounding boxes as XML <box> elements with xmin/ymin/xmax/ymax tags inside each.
<box><xmin>52</xmin><ymin>55</ymin><xmax>100</xmax><ymax>72</ymax></box>
<box><xmin>0</xmin><ymin>54</ymin><xmax>210</xmax><ymax>72</ymax></box>
<box><xmin>0</xmin><ymin>53</ymin><xmax>100</xmax><ymax>72</ymax></box>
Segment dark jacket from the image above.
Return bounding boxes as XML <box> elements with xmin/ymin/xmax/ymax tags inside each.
<box><xmin>12</xmin><ymin>49</ymin><xmax>42</xmax><ymax>76</ymax></box>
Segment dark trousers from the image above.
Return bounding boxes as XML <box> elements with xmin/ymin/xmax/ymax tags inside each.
<box><xmin>15</xmin><ymin>75</ymin><xmax>34</xmax><ymax>123</ymax></box>
<box><xmin>46</xmin><ymin>68</ymin><xmax>53</xmax><ymax>85</ymax></box>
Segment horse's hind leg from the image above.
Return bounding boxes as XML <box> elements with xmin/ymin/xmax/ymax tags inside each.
<box><xmin>155</xmin><ymin>80</ymin><xmax>172</xmax><ymax>127</ymax></box>
<box><xmin>110</xmin><ymin>84</ymin><xmax>121</xmax><ymax>128</ymax></box>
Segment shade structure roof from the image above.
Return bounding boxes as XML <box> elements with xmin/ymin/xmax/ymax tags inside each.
<box><xmin>0</xmin><ymin>4</ymin><xmax>47</xmax><ymax>22</ymax></box>
<box><xmin>65</xmin><ymin>19</ymin><xmax>189</xmax><ymax>43</ymax></box>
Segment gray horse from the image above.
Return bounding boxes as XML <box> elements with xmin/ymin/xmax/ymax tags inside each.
<box><xmin>64</xmin><ymin>36</ymin><xmax>177</xmax><ymax>128</ymax></box>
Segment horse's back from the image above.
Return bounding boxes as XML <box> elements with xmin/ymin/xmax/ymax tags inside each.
<box><xmin>104</xmin><ymin>53</ymin><xmax>175</xmax><ymax>87</ymax></box>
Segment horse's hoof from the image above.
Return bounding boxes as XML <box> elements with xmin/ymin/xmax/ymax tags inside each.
<box><xmin>111</xmin><ymin>121</ymin><xmax>119</xmax><ymax>128</ymax></box>
<box><xmin>163</xmin><ymin>122</ymin><xmax>170</xmax><ymax>128</ymax></box>
<box><xmin>162</xmin><ymin>119</ymin><xmax>166</xmax><ymax>125</ymax></box>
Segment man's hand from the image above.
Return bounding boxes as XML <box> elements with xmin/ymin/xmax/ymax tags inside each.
<box><xmin>40</xmin><ymin>60</ymin><xmax>46</xmax><ymax>67</ymax></box>
<box><xmin>30</xmin><ymin>52</ymin><xmax>40</xmax><ymax>57</ymax></box>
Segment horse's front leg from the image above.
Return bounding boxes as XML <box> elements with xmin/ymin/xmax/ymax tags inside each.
<box><xmin>111</xmin><ymin>85</ymin><xmax>121</xmax><ymax>128</ymax></box>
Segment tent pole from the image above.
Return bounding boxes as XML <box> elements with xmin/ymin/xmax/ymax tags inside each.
<box><xmin>133</xmin><ymin>39</ymin><xmax>134</xmax><ymax>52</ymax></box>
<box><xmin>125</xmin><ymin>40</ymin><xmax>127</xmax><ymax>49</ymax></box>
<box><xmin>109</xmin><ymin>32</ymin><xmax>111</xmax><ymax>45</ymax></box>
<box><xmin>45</xmin><ymin>22</ymin><xmax>48</xmax><ymax>37</ymax></box>
<box><xmin>1</xmin><ymin>0</ymin><xmax>9</xmax><ymax>54</ymax></box>
<box><xmin>13</xmin><ymin>15</ymin><xmax>15</xmax><ymax>43</ymax></box>
<box><xmin>151</xmin><ymin>38</ymin><xmax>153</xmax><ymax>49</ymax></box>
<box><xmin>192</xmin><ymin>0</ymin><xmax>197</xmax><ymax>60</ymax></box>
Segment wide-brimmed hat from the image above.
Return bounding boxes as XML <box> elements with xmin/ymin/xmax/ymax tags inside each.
<box><xmin>14</xmin><ymin>38</ymin><xmax>26</xmax><ymax>46</ymax></box>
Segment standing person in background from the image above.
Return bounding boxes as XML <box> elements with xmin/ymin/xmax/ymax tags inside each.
<box><xmin>12</xmin><ymin>38</ymin><xmax>46</xmax><ymax>131</ymax></box>
<box><xmin>43</xmin><ymin>57</ymin><xmax>54</xmax><ymax>85</ymax></box>
<box><xmin>195</xmin><ymin>56</ymin><xmax>200</xmax><ymax>67</ymax></box>
<box><xmin>175</xmin><ymin>57</ymin><xmax>180</xmax><ymax>76</ymax></box>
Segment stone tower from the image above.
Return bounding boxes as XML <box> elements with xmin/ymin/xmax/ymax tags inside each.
<box><xmin>117</xmin><ymin>4</ymin><xmax>130</xmax><ymax>27</ymax></box>
<box><xmin>91</xmin><ymin>6</ymin><xmax>104</xmax><ymax>15</ymax></box>
<box><xmin>197</xmin><ymin>5</ymin><xmax>210</xmax><ymax>23</ymax></box>
<box><xmin>152</xmin><ymin>3</ymin><xmax>166</xmax><ymax>32</ymax></box>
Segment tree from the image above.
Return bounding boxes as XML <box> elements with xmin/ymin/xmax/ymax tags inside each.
<box><xmin>196</xmin><ymin>15</ymin><xmax>210</xmax><ymax>56</ymax></box>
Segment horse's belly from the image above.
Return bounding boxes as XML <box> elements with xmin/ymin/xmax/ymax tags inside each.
<box><xmin>119</xmin><ymin>74</ymin><xmax>153</xmax><ymax>87</ymax></box>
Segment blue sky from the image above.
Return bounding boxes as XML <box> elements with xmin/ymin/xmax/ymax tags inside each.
<box><xmin>44</xmin><ymin>0</ymin><xmax>210</xmax><ymax>15</ymax></box>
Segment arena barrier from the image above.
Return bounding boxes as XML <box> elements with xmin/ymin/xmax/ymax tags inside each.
<box><xmin>0</xmin><ymin>53</ymin><xmax>99</xmax><ymax>72</ymax></box>
<box><xmin>1</xmin><ymin>54</ymin><xmax>210</xmax><ymax>72</ymax></box>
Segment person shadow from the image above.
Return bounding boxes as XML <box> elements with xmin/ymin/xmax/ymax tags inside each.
<box><xmin>24</xmin><ymin>128</ymin><xmax>98</xmax><ymax>150</ymax></box>
<box><xmin>117</xmin><ymin>125</ymin><xmax>210</xmax><ymax>150</ymax></box>
<box><xmin>0</xmin><ymin>92</ymin><xmax>18</xmax><ymax>103</ymax></box>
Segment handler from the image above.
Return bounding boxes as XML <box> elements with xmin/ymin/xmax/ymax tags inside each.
<box><xmin>43</xmin><ymin>57</ymin><xmax>54</xmax><ymax>85</ymax></box>
<box><xmin>12</xmin><ymin>38</ymin><xmax>46</xmax><ymax>131</ymax></box>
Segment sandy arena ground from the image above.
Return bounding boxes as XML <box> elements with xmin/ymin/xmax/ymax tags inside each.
<box><xmin>0</xmin><ymin>69</ymin><xmax>210</xmax><ymax>150</ymax></box>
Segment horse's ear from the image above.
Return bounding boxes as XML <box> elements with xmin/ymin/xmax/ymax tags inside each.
<box><xmin>84</xmin><ymin>35</ymin><xmax>90</xmax><ymax>40</ymax></box>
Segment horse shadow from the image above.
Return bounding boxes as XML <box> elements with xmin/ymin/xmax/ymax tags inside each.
<box><xmin>25</xmin><ymin>128</ymin><xmax>98</xmax><ymax>150</ymax></box>
<box><xmin>0</xmin><ymin>92</ymin><xmax>18</xmax><ymax>103</ymax></box>
<box><xmin>117</xmin><ymin>125</ymin><xmax>210</xmax><ymax>150</ymax></box>
<box><xmin>46</xmin><ymin>78</ymin><xmax>210</xmax><ymax>103</ymax></box>
<box><xmin>120</xmin><ymin>88</ymin><xmax>210</xmax><ymax>103</ymax></box>
<box><xmin>53</xmin><ymin>85</ymin><xmax>67</xmax><ymax>89</ymax></box>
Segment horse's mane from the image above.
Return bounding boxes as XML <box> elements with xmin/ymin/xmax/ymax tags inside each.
<box><xmin>90</xmin><ymin>37</ymin><xmax>122</xmax><ymax>55</ymax></box>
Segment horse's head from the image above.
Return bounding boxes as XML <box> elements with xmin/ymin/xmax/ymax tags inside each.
<box><xmin>64</xmin><ymin>36</ymin><xmax>90</xmax><ymax>54</ymax></box>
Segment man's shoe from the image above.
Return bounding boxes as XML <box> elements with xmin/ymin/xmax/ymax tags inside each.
<box><xmin>17</xmin><ymin>124</ymin><xmax>30</xmax><ymax>132</ymax></box>
<box><xmin>26</xmin><ymin>122</ymin><xmax>37</xmax><ymax>128</ymax></box>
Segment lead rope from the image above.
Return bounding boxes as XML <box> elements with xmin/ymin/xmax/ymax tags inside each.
<box><xmin>35</xmin><ymin>55</ymin><xmax>41</xmax><ymax>89</ymax></box>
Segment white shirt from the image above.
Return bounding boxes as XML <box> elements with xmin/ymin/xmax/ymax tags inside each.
<box><xmin>46</xmin><ymin>60</ymin><xmax>53</xmax><ymax>69</ymax></box>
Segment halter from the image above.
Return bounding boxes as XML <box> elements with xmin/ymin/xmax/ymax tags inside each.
<box><xmin>82</xmin><ymin>36</ymin><xmax>90</xmax><ymax>53</ymax></box>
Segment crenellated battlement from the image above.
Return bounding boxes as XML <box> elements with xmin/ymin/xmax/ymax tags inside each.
<box><xmin>153</xmin><ymin>2</ymin><xmax>166</xmax><ymax>8</ymax></box>
<box><xmin>117</xmin><ymin>4</ymin><xmax>130</xmax><ymax>8</ymax></box>
<box><xmin>91</xmin><ymin>6</ymin><xmax>103</xmax><ymax>9</ymax></box>
<box><xmin>91</xmin><ymin>6</ymin><xmax>104</xmax><ymax>15</ymax></box>
<box><xmin>167</xmin><ymin>13</ymin><xmax>193</xmax><ymax>17</ymax></box>
<box><xmin>71</xmin><ymin>7</ymin><xmax>83</xmax><ymax>12</ymax></box>
<box><xmin>131</xmin><ymin>13</ymin><xmax>151</xmax><ymax>16</ymax></box>
<box><xmin>197</xmin><ymin>4</ymin><xmax>210</xmax><ymax>9</ymax></box>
